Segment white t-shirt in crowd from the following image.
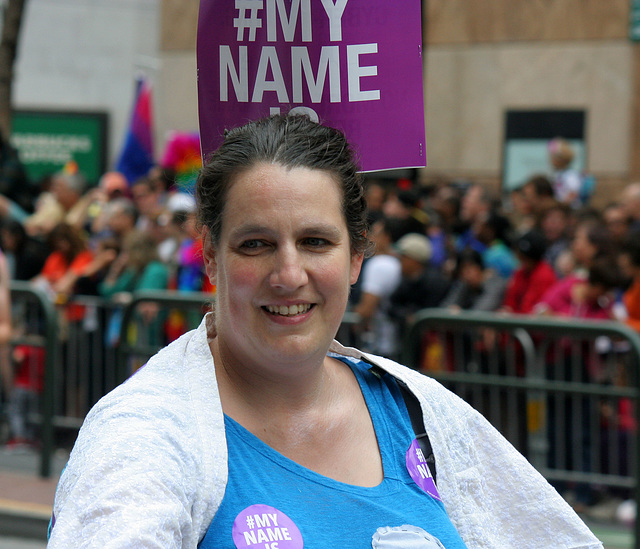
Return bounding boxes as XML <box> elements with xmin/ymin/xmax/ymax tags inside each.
<box><xmin>359</xmin><ymin>254</ymin><xmax>402</xmax><ymax>357</ymax></box>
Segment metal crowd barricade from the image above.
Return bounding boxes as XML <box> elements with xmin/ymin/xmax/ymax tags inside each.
<box><xmin>115</xmin><ymin>290</ymin><xmax>214</xmax><ymax>384</ymax></box>
<box><xmin>25</xmin><ymin>283</ymin><xmax>640</xmax><ymax>549</ymax></box>
<box><xmin>5</xmin><ymin>288</ymin><xmax>213</xmax><ymax>478</ymax></box>
<box><xmin>401</xmin><ymin>308</ymin><xmax>640</xmax><ymax>548</ymax></box>
<box><xmin>15</xmin><ymin>290</ymin><xmax>120</xmax><ymax>478</ymax></box>
<box><xmin>7</xmin><ymin>281</ymin><xmax>59</xmax><ymax>478</ymax></box>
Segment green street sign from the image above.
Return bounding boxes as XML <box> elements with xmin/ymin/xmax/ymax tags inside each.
<box><xmin>10</xmin><ymin>110</ymin><xmax>108</xmax><ymax>185</ymax></box>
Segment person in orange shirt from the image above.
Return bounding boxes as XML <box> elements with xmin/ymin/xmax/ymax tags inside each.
<box><xmin>619</xmin><ymin>230</ymin><xmax>640</xmax><ymax>334</ymax></box>
<box><xmin>31</xmin><ymin>222</ymin><xmax>94</xmax><ymax>302</ymax></box>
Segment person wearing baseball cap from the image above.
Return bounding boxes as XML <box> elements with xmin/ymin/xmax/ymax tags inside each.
<box><xmin>391</xmin><ymin>233</ymin><xmax>450</xmax><ymax>333</ymax></box>
<box><xmin>395</xmin><ymin>232</ymin><xmax>432</xmax><ymax>265</ymax></box>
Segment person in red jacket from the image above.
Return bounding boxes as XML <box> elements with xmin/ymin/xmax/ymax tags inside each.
<box><xmin>501</xmin><ymin>230</ymin><xmax>557</xmax><ymax>314</ymax></box>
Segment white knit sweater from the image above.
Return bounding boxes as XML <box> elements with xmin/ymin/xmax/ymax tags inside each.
<box><xmin>49</xmin><ymin>314</ymin><xmax>602</xmax><ymax>548</ymax></box>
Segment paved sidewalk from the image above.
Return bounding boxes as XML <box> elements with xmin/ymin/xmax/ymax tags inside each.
<box><xmin>0</xmin><ymin>448</ymin><xmax>67</xmax><ymax>541</ymax></box>
<box><xmin>584</xmin><ymin>518</ymin><xmax>633</xmax><ymax>549</ymax></box>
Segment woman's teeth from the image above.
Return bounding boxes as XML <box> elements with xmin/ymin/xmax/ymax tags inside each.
<box><xmin>265</xmin><ymin>304</ymin><xmax>311</xmax><ymax>316</ymax></box>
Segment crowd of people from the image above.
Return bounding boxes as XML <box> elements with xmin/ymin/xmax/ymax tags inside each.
<box><xmin>48</xmin><ymin>114</ymin><xmax>600</xmax><ymax>548</ymax></box>
<box><xmin>353</xmin><ymin>162</ymin><xmax>640</xmax><ymax>364</ymax></box>
<box><xmin>1</xmin><ymin>162</ymin><xmax>212</xmax><ymax>301</ymax></box>
<box><xmin>0</xmin><ymin>161</ymin><xmax>213</xmax><ymax>449</ymax></box>
<box><xmin>1</xmin><ymin>134</ymin><xmax>639</xmax><ymax>523</ymax></box>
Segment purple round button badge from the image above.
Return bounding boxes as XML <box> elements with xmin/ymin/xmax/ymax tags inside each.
<box><xmin>232</xmin><ymin>504</ymin><xmax>303</xmax><ymax>548</ymax></box>
<box><xmin>405</xmin><ymin>439</ymin><xmax>441</xmax><ymax>501</ymax></box>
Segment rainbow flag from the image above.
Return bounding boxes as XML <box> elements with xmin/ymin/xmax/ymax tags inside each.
<box><xmin>116</xmin><ymin>77</ymin><xmax>154</xmax><ymax>184</ymax></box>
<box><xmin>160</xmin><ymin>131</ymin><xmax>201</xmax><ymax>193</ymax></box>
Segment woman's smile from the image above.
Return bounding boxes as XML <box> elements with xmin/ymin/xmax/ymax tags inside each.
<box><xmin>264</xmin><ymin>303</ymin><xmax>314</xmax><ymax>316</ymax></box>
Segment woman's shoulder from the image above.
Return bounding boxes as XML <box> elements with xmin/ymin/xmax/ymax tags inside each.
<box><xmin>353</xmin><ymin>351</ymin><xmax>459</xmax><ymax>406</ymax></box>
<box><xmin>51</xmin><ymin>318</ymin><xmax>223</xmax><ymax>545</ymax></box>
<box><xmin>79</xmin><ymin>336</ymin><xmax>196</xmax><ymax>441</ymax></box>
<box><xmin>105</xmin><ymin>320</ymin><xmax>214</xmax><ymax>408</ymax></box>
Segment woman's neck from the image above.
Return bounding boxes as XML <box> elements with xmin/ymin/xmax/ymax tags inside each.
<box><xmin>210</xmin><ymin>335</ymin><xmax>342</xmax><ymax>420</ymax></box>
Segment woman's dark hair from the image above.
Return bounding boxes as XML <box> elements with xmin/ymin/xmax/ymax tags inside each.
<box><xmin>196</xmin><ymin>114</ymin><xmax>368</xmax><ymax>254</ymax></box>
<box><xmin>47</xmin><ymin>223</ymin><xmax>86</xmax><ymax>263</ymax></box>
<box><xmin>588</xmin><ymin>256</ymin><xmax>620</xmax><ymax>290</ymax></box>
<box><xmin>0</xmin><ymin>219</ymin><xmax>27</xmax><ymax>251</ymax></box>
<box><xmin>622</xmin><ymin>229</ymin><xmax>640</xmax><ymax>267</ymax></box>
<box><xmin>515</xmin><ymin>229</ymin><xmax>547</xmax><ymax>262</ymax></box>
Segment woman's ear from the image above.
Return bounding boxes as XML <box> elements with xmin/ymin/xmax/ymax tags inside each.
<box><xmin>350</xmin><ymin>251</ymin><xmax>364</xmax><ymax>286</ymax></box>
<box><xmin>201</xmin><ymin>226</ymin><xmax>217</xmax><ymax>285</ymax></box>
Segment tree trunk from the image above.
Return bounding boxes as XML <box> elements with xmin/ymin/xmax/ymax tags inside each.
<box><xmin>0</xmin><ymin>0</ymin><xmax>27</xmax><ymax>142</ymax></box>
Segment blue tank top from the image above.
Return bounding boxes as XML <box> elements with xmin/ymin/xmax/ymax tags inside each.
<box><xmin>199</xmin><ymin>356</ymin><xmax>467</xmax><ymax>548</ymax></box>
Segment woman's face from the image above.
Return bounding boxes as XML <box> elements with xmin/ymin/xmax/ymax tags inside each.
<box><xmin>54</xmin><ymin>235</ymin><xmax>72</xmax><ymax>254</ymax></box>
<box><xmin>571</xmin><ymin>225</ymin><xmax>596</xmax><ymax>266</ymax></box>
<box><xmin>541</xmin><ymin>210</ymin><xmax>567</xmax><ymax>241</ymax></box>
<box><xmin>461</xmin><ymin>262</ymin><xmax>483</xmax><ymax>288</ymax></box>
<box><xmin>205</xmin><ymin>162</ymin><xmax>363</xmax><ymax>373</ymax></box>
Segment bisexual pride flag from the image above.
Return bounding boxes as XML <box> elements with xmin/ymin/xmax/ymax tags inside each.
<box><xmin>117</xmin><ymin>77</ymin><xmax>155</xmax><ymax>184</ymax></box>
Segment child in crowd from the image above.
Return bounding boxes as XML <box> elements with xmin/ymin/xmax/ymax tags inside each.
<box><xmin>5</xmin><ymin>342</ymin><xmax>45</xmax><ymax>450</ymax></box>
<box><xmin>548</xmin><ymin>137</ymin><xmax>583</xmax><ymax>209</ymax></box>
<box><xmin>535</xmin><ymin>255</ymin><xmax>619</xmax><ymax>324</ymax></box>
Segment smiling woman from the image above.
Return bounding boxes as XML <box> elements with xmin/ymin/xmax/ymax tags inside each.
<box><xmin>48</xmin><ymin>115</ymin><xmax>602</xmax><ymax>549</ymax></box>
<box><xmin>205</xmin><ymin>162</ymin><xmax>362</xmax><ymax>384</ymax></box>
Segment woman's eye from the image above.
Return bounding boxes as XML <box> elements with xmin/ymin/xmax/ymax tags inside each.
<box><xmin>240</xmin><ymin>240</ymin><xmax>266</xmax><ymax>251</ymax></box>
<box><xmin>304</xmin><ymin>237</ymin><xmax>329</xmax><ymax>248</ymax></box>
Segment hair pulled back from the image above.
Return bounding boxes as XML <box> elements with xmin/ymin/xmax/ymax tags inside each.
<box><xmin>196</xmin><ymin>114</ymin><xmax>368</xmax><ymax>254</ymax></box>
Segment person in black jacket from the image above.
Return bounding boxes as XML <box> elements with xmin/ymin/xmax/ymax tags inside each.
<box><xmin>0</xmin><ymin>219</ymin><xmax>48</xmax><ymax>280</ymax></box>
<box><xmin>439</xmin><ymin>248</ymin><xmax>507</xmax><ymax>312</ymax></box>
<box><xmin>389</xmin><ymin>233</ymin><xmax>450</xmax><ymax>338</ymax></box>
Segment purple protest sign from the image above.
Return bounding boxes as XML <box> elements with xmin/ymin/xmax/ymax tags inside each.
<box><xmin>197</xmin><ymin>0</ymin><xmax>425</xmax><ymax>172</ymax></box>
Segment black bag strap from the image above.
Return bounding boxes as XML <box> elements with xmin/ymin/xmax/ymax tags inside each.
<box><xmin>396</xmin><ymin>378</ymin><xmax>437</xmax><ymax>485</ymax></box>
<box><xmin>367</xmin><ymin>363</ymin><xmax>437</xmax><ymax>484</ymax></box>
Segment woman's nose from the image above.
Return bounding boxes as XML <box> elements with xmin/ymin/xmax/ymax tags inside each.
<box><xmin>269</xmin><ymin>247</ymin><xmax>308</xmax><ymax>291</ymax></box>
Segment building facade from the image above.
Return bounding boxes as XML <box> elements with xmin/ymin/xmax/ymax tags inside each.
<box><xmin>158</xmin><ymin>0</ymin><xmax>639</xmax><ymax>204</ymax></box>
<box><xmin>12</xmin><ymin>0</ymin><xmax>160</xmax><ymax>182</ymax></box>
